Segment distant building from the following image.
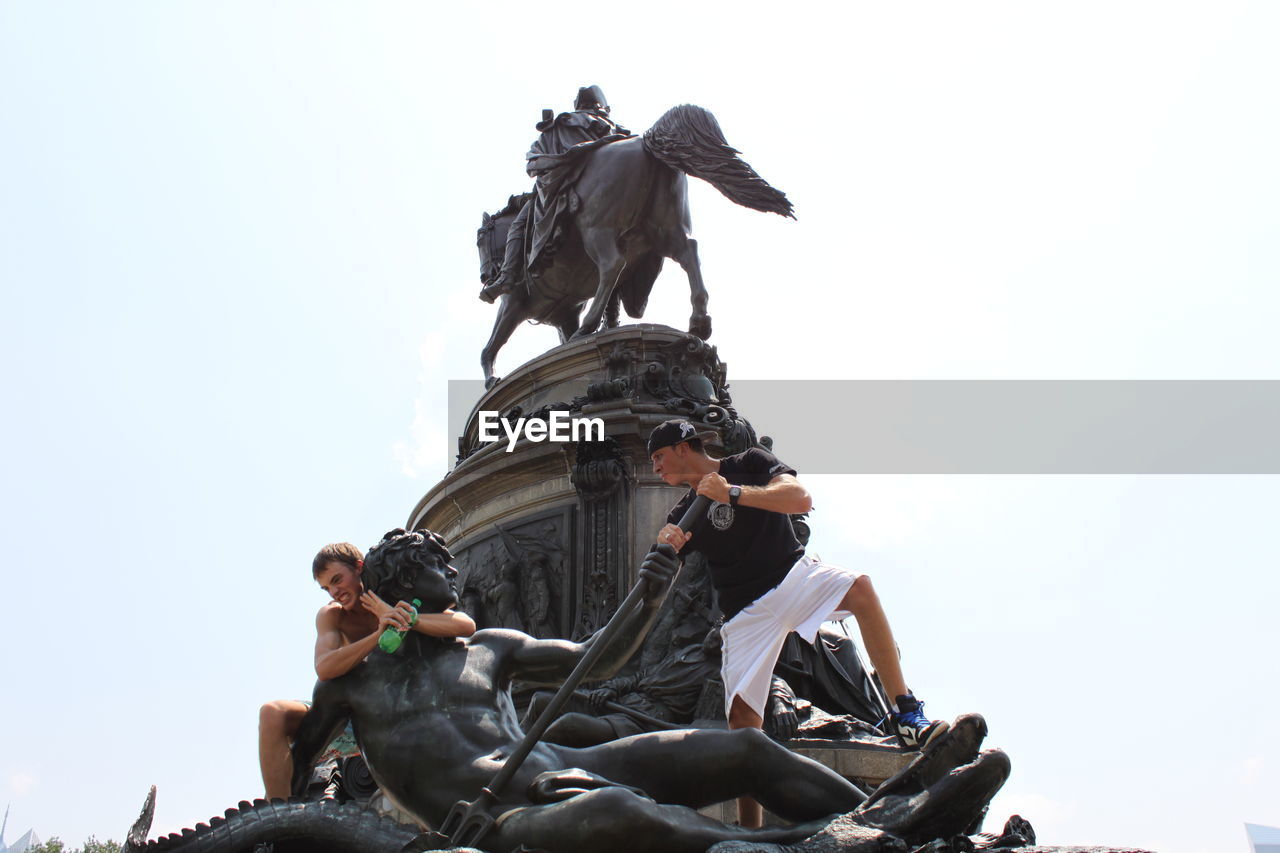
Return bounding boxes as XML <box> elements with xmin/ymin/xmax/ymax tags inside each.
<box><xmin>0</xmin><ymin>828</ymin><xmax>43</xmax><ymax>853</ymax></box>
<box><xmin>0</xmin><ymin>805</ymin><xmax>42</xmax><ymax>853</ymax></box>
<box><xmin>1248</xmin><ymin>823</ymin><xmax>1280</xmax><ymax>853</ymax></box>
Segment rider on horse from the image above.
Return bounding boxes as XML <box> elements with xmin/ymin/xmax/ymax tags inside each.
<box><xmin>480</xmin><ymin>85</ymin><xmax>633</xmax><ymax>303</ymax></box>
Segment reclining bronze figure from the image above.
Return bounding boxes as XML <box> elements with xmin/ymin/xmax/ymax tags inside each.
<box><xmin>121</xmin><ymin>529</ymin><xmax>1010</xmax><ymax>853</ymax></box>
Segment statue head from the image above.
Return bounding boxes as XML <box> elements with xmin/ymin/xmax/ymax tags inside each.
<box><xmin>574</xmin><ymin>85</ymin><xmax>609</xmax><ymax>113</ymax></box>
<box><xmin>363</xmin><ymin>528</ymin><xmax>459</xmax><ymax>613</ymax></box>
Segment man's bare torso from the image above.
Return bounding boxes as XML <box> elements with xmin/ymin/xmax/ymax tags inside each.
<box><xmin>320</xmin><ymin>601</ymin><xmax>378</xmax><ymax>646</ymax></box>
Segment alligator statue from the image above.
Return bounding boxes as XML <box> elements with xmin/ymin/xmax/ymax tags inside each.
<box><xmin>119</xmin><ymin>787</ymin><xmax>425</xmax><ymax>853</ymax></box>
<box><xmin>121</xmin><ymin>529</ymin><xmax>1012</xmax><ymax>853</ymax></box>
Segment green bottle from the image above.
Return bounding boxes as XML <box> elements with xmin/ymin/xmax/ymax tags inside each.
<box><xmin>377</xmin><ymin>598</ymin><xmax>421</xmax><ymax>654</ymax></box>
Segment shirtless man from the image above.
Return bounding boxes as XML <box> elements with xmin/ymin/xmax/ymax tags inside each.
<box><xmin>289</xmin><ymin>529</ymin><xmax>867</xmax><ymax>852</ymax></box>
<box><xmin>257</xmin><ymin>541</ymin><xmax>475</xmax><ymax>800</ymax></box>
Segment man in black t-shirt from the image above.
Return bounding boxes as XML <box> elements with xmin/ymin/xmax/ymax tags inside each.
<box><xmin>649</xmin><ymin>419</ymin><xmax>947</xmax><ymax>828</ymax></box>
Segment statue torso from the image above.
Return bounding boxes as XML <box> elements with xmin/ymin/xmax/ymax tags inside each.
<box><xmin>337</xmin><ymin>633</ymin><xmax>577</xmax><ymax>820</ymax></box>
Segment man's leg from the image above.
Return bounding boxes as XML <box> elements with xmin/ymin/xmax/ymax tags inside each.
<box><xmin>838</xmin><ymin>575</ymin><xmax>945</xmax><ymax>747</ymax></box>
<box><xmin>259</xmin><ymin>699</ymin><xmax>308</xmax><ymax>800</ymax></box>
<box><xmin>838</xmin><ymin>575</ymin><xmax>908</xmax><ymax>699</ymax></box>
<box><xmin>727</xmin><ymin>696</ymin><xmax>765</xmax><ymax>828</ymax></box>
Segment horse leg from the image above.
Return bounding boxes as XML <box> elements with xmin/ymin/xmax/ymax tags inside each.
<box><xmin>553</xmin><ymin>303</ymin><xmax>583</xmax><ymax>344</ymax></box>
<box><xmin>604</xmin><ymin>289</ymin><xmax>621</xmax><ymax>329</ymax></box>
<box><xmin>481</xmin><ymin>293</ymin><xmax>525</xmax><ymax>389</ymax></box>
<box><xmin>671</xmin><ymin>235</ymin><xmax>711</xmax><ymax>340</ymax></box>
<box><xmin>571</xmin><ymin>229</ymin><xmax>627</xmax><ymax>340</ymax></box>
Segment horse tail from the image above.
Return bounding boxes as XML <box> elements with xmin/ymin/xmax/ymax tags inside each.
<box><xmin>643</xmin><ymin>104</ymin><xmax>795</xmax><ymax>218</ymax></box>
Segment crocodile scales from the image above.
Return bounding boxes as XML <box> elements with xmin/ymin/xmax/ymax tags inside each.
<box><xmin>118</xmin><ymin>787</ymin><xmax>464</xmax><ymax>853</ymax></box>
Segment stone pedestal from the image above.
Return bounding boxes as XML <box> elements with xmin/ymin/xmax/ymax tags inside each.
<box><xmin>406</xmin><ymin>323</ymin><xmax>912</xmax><ymax>826</ymax></box>
<box><xmin>408</xmin><ymin>323</ymin><xmax>755</xmax><ymax>643</ymax></box>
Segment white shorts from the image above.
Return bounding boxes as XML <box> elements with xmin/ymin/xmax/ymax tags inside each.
<box><xmin>719</xmin><ymin>554</ymin><xmax>860</xmax><ymax>719</ymax></box>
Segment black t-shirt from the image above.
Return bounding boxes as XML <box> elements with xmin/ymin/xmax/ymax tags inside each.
<box><xmin>666</xmin><ymin>448</ymin><xmax>805</xmax><ymax>620</ymax></box>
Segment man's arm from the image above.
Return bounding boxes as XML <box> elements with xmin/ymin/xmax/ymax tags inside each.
<box><xmin>695</xmin><ymin>472</ymin><xmax>812</xmax><ymax>514</ymax></box>
<box><xmin>657</xmin><ymin>473</ymin><xmax>811</xmax><ymax>550</ymax></box>
<box><xmin>313</xmin><ymin>603</ymin><xmax>408</xmax><ymax>682</ymax></box>
<box><xmin>501</xmin><ymin>545</ymin><xmax>678</xmax><ymax>686</ymax></box>
<box><xmin>359</xmin><ymin>589</ymin><xmax>477</xmax><ymax>640</ymax></box>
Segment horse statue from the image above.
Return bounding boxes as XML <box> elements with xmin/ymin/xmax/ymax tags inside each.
<box><xmin>477</xmin><ymin>104</ymin><xmax>793</xmax><ymax>388</ymax></box>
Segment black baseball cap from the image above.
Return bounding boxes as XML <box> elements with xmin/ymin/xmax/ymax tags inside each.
<box><xmin>647</xmin><ymin>419</ymin><xmax>701</xmax><ymax>456</ymax></box>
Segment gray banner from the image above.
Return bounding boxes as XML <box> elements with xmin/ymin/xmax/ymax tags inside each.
<box><xmin>449</xmin><ymin>380</ymin><xmax>1280</xmax><ymax>474</ymax></box>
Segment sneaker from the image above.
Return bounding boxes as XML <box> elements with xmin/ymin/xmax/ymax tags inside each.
<box><xmin>887</xmin><ymin>693</ymin><xmax>948</xmax><ymax>750</ymax></box>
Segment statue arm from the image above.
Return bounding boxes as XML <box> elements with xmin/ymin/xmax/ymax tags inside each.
<box><xmin>505</xmin><ymin>545</ymin><xmax>678</xmax><ymax>686</ymax></box>
<box><xmin>411</xmin><ymin>607</ymin><xmax>476</xmax><ymax>639</ymax></box>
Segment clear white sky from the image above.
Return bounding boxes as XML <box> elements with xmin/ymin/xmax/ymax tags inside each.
<box><xmin>2</xmin><ymin>4</ymin><xmax>1277</xmax><ymax>852</ymax></box>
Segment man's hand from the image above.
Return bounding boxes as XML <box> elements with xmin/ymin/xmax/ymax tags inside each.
<box><xmin>656</xmin><ymin>523</ymin><xmax>692</xmax><ymax>552</ymax></box>
<box><xmin>638</xmin><ymin>544</ymin><xmax>678</xmax><ymax>602</ymax></box>
<box><xmin>695</xmin><ymin>472</ymin><xmax>732</xmax><ymax>504</ymax></box>
<box><xmin>360</xmin><ymin>590</ymin><xmax>413</xmax><ymax>633</ymax></box>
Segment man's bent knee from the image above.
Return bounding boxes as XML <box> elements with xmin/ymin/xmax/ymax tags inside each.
<box><xmin>260</xmin><ymin>700</ymin><xmax>305</xmax><ymax>736</ymax></box>
<box><xmin>842</xmin><ymin>574</ymin><xmax>876</xmax><ymax>613</ymax></box>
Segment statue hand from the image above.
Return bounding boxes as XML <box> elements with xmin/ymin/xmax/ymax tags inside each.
<box><xmin>768</xmin><ymin>697</ymin><xmax>799</xmax><ymax>740</ymax></box>
<box><xmin>639</xmin><ymin>544</ymin><xmax>678</xmax><ymax>602</ymax></box>
<box><xmin>588</xmin><ymin>687</ymin><xmax>615</xmax><ymax>710</ymax></box>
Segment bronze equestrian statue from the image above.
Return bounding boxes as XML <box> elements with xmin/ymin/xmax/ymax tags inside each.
<box><xmin>476</xmin><ymin>86</ymin><xmax>794</xmax><ymax>388</ymax></box>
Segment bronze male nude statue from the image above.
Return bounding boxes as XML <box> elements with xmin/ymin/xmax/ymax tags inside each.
<box><xmin>288</xmin><ymin>528</ymin><xmax>1008</xmax><ymax>853</ymax></box>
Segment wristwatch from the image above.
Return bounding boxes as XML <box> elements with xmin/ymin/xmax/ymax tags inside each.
<box><xmin>728</xmin><ymin>486</ymin><xmax>742</xmax><ymax>507</ymax></box>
